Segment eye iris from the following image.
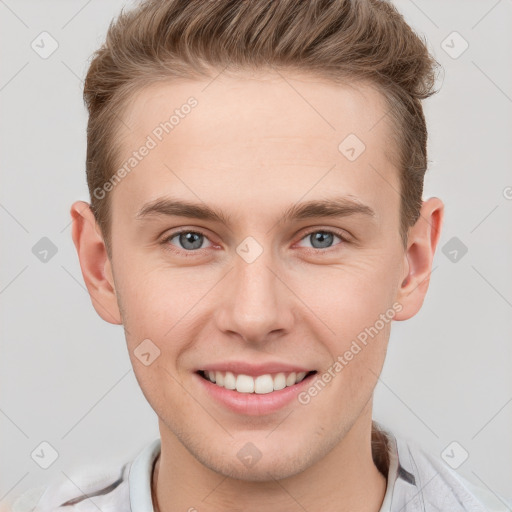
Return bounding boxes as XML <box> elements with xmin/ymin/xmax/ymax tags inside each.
<box><xmin>180</xmin><ymin>232</ymin><xmax>203</xmax><ymax>250</ymax></box>
<box><xmin>310</xmin><ymin>231</ymin><xmax>333</xmax><ymax>249</ymax></box>
<box><xmin>174</xmin><ymin>231</ymin><xmax>337</xmax><ymax>251</ymax></box>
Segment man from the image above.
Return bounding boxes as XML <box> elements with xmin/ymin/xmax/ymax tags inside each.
<box><xmin>8</xmin><ymin>0</ymin><xmax>510</xmax><ymax>511</ymax></box>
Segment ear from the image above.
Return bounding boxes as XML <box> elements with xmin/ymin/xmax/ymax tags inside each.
<box><xmin>70</xmin><ymin>201</ymin><xmax>122</xmax><ymax>325</ymax></box>
<box><xmin>393</xmin><ymin>197</ymin><xmax>444</xmax><ymax>321</ymax></box>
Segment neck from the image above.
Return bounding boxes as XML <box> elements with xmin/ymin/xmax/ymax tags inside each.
<box><xmin>152</xmin><ymin>417</ymin><xmax>388</xmax><ymax>512</ymax></box>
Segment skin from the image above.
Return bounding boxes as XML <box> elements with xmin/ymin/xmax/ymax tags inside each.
<box><xmin>71</xmin><ymin>70</ymin><xmax>443</xmax><ymax>512</ymax></box>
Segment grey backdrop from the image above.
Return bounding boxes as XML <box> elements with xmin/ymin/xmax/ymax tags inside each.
<box><xmin>1</xmin><ymin>0</ymin><xmax>511</xmax><ymax>507</ymax></box>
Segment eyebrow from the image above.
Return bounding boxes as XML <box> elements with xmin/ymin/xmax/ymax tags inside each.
<box><xmin>135</xmin><ymin>195</ymin><xmax>377</xmax><ymax>226</ymax></box>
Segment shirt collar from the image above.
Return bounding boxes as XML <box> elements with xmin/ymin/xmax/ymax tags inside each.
<box><xmin>378</xmin><ymin>430</ymin><xmax>400</xmax><ymax>512</ymax></box>
<box><xmin>129</xmin><ymin>437</ymin><xmax>161</xmax><ymax>512</ymax></box>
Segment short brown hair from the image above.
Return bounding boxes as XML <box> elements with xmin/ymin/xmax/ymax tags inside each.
<box><xmin>84</xmin><ymin>0</ymin><xmax>439</xmax><ymax>257</ymax></box>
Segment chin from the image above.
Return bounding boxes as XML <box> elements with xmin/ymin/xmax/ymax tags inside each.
<box><xmin>197</xmin><ymin>445</ymin><xmax>318</xmax><ymax>482</ymax></box>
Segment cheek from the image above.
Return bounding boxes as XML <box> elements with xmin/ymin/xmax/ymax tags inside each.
<box><xmin>295</xmin><ymin>257</ymin><xmax>395</xmax><ymax>394</ymax></box>
<box><xmin>115</xmin><ymin>262</ymin><xmax>207</xmax><ymax>378</ymax></box>
<box><xmin>117</xmin><ymin>270</ymin><xmax>196</xmax><ymax>410</ymax></box>
<box><xmin>114</xmin><ymin>258</ymin><xmax>184</xmax><ymax>332</ymax></box>
<box><xmin>297</xmin><ymin>255</ymin><xmax>398</xmax><ymax>330</ymax></box>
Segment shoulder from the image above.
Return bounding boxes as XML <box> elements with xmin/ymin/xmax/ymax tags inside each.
<box><xmin>394</xmin><ymin>435</ymin><xmax>511</xmax><ymax>512</ymax></box>
<box><xmin>8</xmin><ymin>461</ymin><xmax>130</xmax><ymax>512</ymax></box>
<box><xmin>7</xmin><ymin>438</ymin><xmax>161</xmax><ymax>512</ymax></box>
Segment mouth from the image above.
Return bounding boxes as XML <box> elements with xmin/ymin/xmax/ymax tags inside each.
<box><xmin>197</xmin><ymin>369</ymin><xmax>317</xmax><ymax>394</ymax></box>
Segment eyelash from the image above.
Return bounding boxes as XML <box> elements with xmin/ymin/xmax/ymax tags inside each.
<box><xmin>160</xmin><ymin>228</ymin><xmax>350</xmax><ymax>257</ymax></box>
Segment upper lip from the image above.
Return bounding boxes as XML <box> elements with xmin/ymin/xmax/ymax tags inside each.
<box><xmin>197</xmin><ymin>361</ymin><xmax>315</xmax><ymax>377</ymax></box>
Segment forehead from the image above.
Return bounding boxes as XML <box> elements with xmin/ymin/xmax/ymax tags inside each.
<box><xmin>111</xmin><ymin>71</ymin><xmax>400</xmax><ymax>227</ymax></box>
<box><xmin>122</xmin><ymin>71</ymin><xmax>392</xmax><ymax>152</ymax></box>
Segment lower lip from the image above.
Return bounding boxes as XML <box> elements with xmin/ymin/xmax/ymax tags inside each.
<box><xmin>195</xmin><ymin>372</ymin><xmax>317</xmax><ymax>416</ymax></box>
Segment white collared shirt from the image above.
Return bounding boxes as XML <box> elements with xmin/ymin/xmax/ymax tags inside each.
<box><xmin>9</xmin><ymin>426</ymin><xmax>511</xmax><ymax>512</ymax></box>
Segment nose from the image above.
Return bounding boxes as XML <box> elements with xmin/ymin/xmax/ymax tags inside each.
<box><xmin>213</xmin><ymin>243</ymin><xmax>295</xmax><ymax>345</ymax></box>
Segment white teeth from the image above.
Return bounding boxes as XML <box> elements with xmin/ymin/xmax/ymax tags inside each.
<box><xmin>286</xmin><ymin>372</ymin><xmax>296</xmax><ymax>386</ymax></box>
<box><xmin>224</xmin><ymin>371</ymin><xmax>236</xmax><ymax>390</ymax></box>
<box><xmin>296</xmin><ymin>371</ymin><xmax>307</xmax><ymax>383</ymax></box>
<box><xmin>273</xmin><ymin>372</ymin><xmax>286</xmax><ymax>391</ymax></box>
<box><xmin>254</xmin><ymin>374</ymin><xmax>274</xmax><ymax>394</ymax></box>
<box><xmin>236</xmin><ymin>374</ymin><xmax>254</xmax><ymax>393</ymax></box>
<box><xmin>202</xmin><ymin>370</ymin><xmax>312</xmax><ymax>393</ymax></box>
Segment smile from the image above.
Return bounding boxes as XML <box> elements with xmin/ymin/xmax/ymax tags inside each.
<box><xmin>198</xmin><ymin>370</ymin><xmax>316</xmax><ymax>394</ymax></box>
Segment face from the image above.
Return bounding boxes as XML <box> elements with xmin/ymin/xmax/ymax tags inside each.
<box><xmin>74</xmin><ymin>71</ymin><xmax>442</xmax><ymax>481</ymax></box>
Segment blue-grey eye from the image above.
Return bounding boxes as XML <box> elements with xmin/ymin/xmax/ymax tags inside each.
<box><xmin>298</xmin><ymin>230</ymin><xmax>343</xmax><ymax>250</ymax></box>
<box><xmin>169</xmin><ymin>231</ymin><xmax>210</xmax><ymax>251</ymax></box>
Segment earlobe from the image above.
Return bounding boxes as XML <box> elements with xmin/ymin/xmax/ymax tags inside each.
<box><xmin>70</xmin><ymin>201</ymin><xmax>123</xmax><ymax>325</ymax></box>
<box><xmin>394</xmin><ymin>197</ymin><xmax>444</xmax><ymax>321</ymax></box>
